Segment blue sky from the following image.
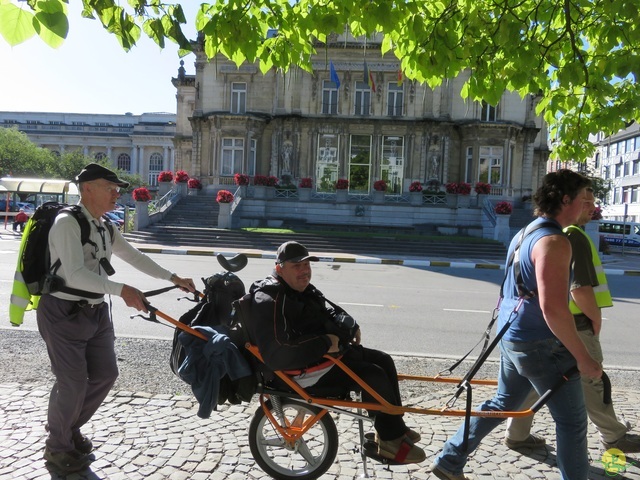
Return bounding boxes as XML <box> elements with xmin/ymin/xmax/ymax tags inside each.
<box><xmin>0</xmin><ymin>3</ymin><xmax>197</xmax><ymax>116</ymax></box>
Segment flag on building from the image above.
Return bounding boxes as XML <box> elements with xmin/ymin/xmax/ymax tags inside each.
<box><xmin>364</xmin><ymin>61</ymin><xmax>376</xmax><ymax>92</ymax></box>
<box><xmin>330</xmin><ymin>61</ymin><xmax>340</xmax><ymax>89</ymax></box>
<box><xmin>397</xmin><ymin>69</ymin><xmax>403</xmax><ymax>86</ymax></box>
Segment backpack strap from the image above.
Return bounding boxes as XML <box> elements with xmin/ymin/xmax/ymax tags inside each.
<box><xmin>50</xmin><ymin>206</ymin><xmax>104</xmax><ymax>299</ymax></box>
<box><xmin>499</xmin><ymin>220</ymin><xmax>563</xmax><ymax>299</ymax></box>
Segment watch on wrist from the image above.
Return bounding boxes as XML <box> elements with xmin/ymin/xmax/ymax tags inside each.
<box><xmin>170</xmin><ymin>273</ymin><xmax>178</xmax><ymax>283</ymax></box>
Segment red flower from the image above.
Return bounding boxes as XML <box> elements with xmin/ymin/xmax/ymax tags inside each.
<box><xmin>253</xmin><ymin>175</ymin><xmax>279</xmax><ymax>186</ymax></box>
<box><xmin>158</xmin><ymin>171</ymin><xmax>173</xmax><ymax>182</ymax></box>
<box><xmin>409</xmin><ymin>181</ymin><xmax>423</xmax><ymax>192</ymax></box>
<box><xmin>373</xmin><ymin>180</ymin><xmax>388</xmax><ymax>192</ymax></box>
<box><xmin>175</xmin><ymin>170</ymin><xmax>189</xmax><ymax>183</ymax></box>
<box><xmin>132</xmin><ymin>187</ymin><xmax>152</xmax><ymax>202</ymax></box>
<box><xmin>457</xmin><ymin>182</ymin><xmax>471</xmax><ymax>195</ymax></box>
<box><xmin>253</xmin><ymin>175</ymin><xmax>269</xmax><ymax>186</ymax></box>
<box><xmin>234</xmin><ymin>173</ymin><xmax>249</xmax><ymax>186</ymax></box>
<box><xmin>474</xmin><ymin>182</ymin><xmax>491</xmax><ymax>195</ymax></box>
<box><xmin>299</xmin><ymin>177</ymin><xmax>313</xmax><ymax>188</ymax></box>
<box><xmin>495</xmin><ymin>201</ymin><xmax>513</xmax><ymax>215</ymax></box>
<box><xmin>188</xmin><ymin>178</ymin><xmax>202</xmax><ymax>189</ymax></box>
<box><xmin>445</xmin><ymin>182</ymin><xmax>471</xmax><ymax>195</ymax></box>
<box><xmin>335</xmin><ymin>179</ymin><xmax>349</xmax><ymax>190</ymax></box>
<box><xmin>216</xmin><ymin>190</ymin><xmax>234</xmax><ymax>203</ymax></box>
<box><xmin>445</xmin><ymin>182</ymin><xmax>459</xmax><ymax>194</ymax></box>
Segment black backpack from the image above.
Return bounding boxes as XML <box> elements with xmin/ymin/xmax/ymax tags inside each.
<box><xmin>169</xmin><ymin>271</ymin><xmax>247</xmax><ymax>377</ymax></box>
<box><xmin>21</xmin><ymin>201</ymin><xmax>115</xmax><ymax>298</ymax></box>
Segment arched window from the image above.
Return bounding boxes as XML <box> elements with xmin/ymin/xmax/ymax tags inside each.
<box><xmin>117</xmin><ymin>153</ymin><xmax>131</xmax><ymax>172</ymax></box>
<box><xmin>94</xmin><ymin>152</ymin><xmax>107</xmax><ymax>161</ymax></box>
<box><xmin>149</xmin><ymin>152</ymin><xmax>163</xmax><ymax>186</ymax></box>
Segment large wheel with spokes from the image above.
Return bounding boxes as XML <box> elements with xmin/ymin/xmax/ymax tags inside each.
<box><xmin>248</xmin><ymin>399</ymin><xmax>339</xmax><ymax>480</ymax></box>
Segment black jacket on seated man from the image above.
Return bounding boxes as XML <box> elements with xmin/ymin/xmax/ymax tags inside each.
<box><xmin>247</xmin><ymin>241</ymin><xmax>422</xmax><ymax>454</ymax></box>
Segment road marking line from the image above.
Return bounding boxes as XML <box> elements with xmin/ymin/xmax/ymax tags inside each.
<box><xmin>340</xmin><ymin>302</ymin><xmax>384</xmax><ymax>307</ymax></box>
<box><xmin>444</xmin><ymin>308</ymin><xmax>491</xmax><ymax>314</ymax></box>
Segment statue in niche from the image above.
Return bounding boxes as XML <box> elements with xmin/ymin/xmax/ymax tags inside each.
<box><xmin>428</xmin><ymin>154</ymin><xmax>440</xmax><ymax>180</ymax></box>
<box><xmin>282</xmin><ymin>142</ymin><xmax>293</xmax><ymax>174</ymax></box>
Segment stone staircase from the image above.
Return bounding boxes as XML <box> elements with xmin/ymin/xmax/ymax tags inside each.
<box><xmin>124</xmin><ymin>195</ymin><xmax>509</xmax><ymax>261</ymax></box>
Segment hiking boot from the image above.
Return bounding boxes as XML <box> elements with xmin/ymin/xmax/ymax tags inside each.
<box><xmin>430</xmin><ymin>461</ymin><xmax>471</xmax><ymax>480</ymax></box>
<box><xmin>602</xmin><ymin>433</ymin><xmax>640</xmax><ymax>453</ymax></box>
<box><xmin>43</xmin><ymin>447</ymin><xmax>91</xmax><ymax>473</ymax></box>
<box><xmin>45</xmin><ymin>424</ymin><xmax>93</xmax><ymax>454</ymax></box>
<box><xmin>504</xmin><ymin>433</ymin><xmax>546</xmax><ymax>450</ymax></box>
<box><xmin>377</xmin><ymin>435</ymin><xmax>426</xmax><ymax>464</ymax></box>
<box><xmin>72</xmin><ymin>430</ymin><xmax>93</xmax><ymax>454</ymax></box>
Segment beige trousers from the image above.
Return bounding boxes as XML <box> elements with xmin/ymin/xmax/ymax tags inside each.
<box><xmin>505</xmin><ymin>329</ymin><xmax>628</xmax><ymax>443</ymax></box>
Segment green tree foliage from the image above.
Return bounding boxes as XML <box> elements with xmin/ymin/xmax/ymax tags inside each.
<box><xmin>0</xmin><ymin>128</ymin><xmax>142</xmax><ymax>189</ymax></box>
<box><xmin>1</xmin><ymin>0</ymin><xmax>639</xmax><ymax>160</ymax></box>
<box><xmin>0</xmin><ymin>127</ymin><xmax>54</xmax><ymax>177</ymax></box>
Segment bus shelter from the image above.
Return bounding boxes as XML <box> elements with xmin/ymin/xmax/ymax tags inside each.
<box><xmin>1</xmin><ymin>177</ymin><xmax>78</xmax><ymax>229</ymax></box>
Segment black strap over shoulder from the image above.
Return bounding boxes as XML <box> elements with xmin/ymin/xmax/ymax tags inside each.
<box><xmin>50</xmin><ymin>206</ymin><xmax>109</xmax><ymax>300</ymax></box>
<box><xmin>499</xmin><ymin>220</ymin><xmax>564</xmax><ymax>299</ymax></box>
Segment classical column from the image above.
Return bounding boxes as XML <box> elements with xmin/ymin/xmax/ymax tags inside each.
<box><xmin>163</xmin><ymin>146</ymin><xmax>169</xmax><ymax>171</ymax></box>
<box><xmin>107</xmin><ymin>147</ymin><xmax>113</xmax><ymax>164</ymax></box>
<box><xmin>138</xmin><ymin>146</ymin><xmax>145</xmax><ymax>177</ymax></box>
<box><xmin>131</xmin><ymin>146</ymin><xmax>138</xmax><ymax>174</ymax></box>
<box><xmin>520</xmin><ymin>129</ymin><xmax>537</xmax><ymax>195</ymax></box>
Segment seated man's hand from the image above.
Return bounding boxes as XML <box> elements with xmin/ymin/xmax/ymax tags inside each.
<box><xmin>327</xmin><ymin>334</ymin><xmax>341</xmax><ymax>353</ymax></box>
<box><xmin>353</xmin><ymin>327</ymin><xmax>361</xmax><ymax>345</ymax></box>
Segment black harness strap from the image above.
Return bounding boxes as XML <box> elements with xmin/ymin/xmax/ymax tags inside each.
<box><xmin>440</xmin><ymin>220</ymin><xmax>563</xmax><ymax>379</ymax></box>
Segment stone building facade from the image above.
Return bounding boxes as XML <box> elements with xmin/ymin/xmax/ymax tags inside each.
<box><xmin>591</xmin><ymin>123</ymin><xmax>640</xmax><ymax>222</ymax></box>
<box><xmin>172</xmin><ymin>34</ymin><xmax>550</xmax><ymax>201</ymax></box>
<box><xmin>0</xmin><ymin>111</ymin><xmax>176</xmax><ymax>187</ymax></box>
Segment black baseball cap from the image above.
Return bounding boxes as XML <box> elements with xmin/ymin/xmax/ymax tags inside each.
<box><xmin>276</xmin><ymin>241</ymin><xmax>319</xmax><ymax>264</ymax></box>
<box><xmin>74</xmin><ymin>163</ymin><xmax>130</xmax><ymax>188</ymax></box>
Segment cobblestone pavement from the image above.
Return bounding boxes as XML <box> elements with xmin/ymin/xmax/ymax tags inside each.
<box><xmin>2</xmin><ymin>381</ymin><xmax>639</xmax><ymax>480</ymax></box>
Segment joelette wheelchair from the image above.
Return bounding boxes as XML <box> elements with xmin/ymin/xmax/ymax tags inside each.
<box><xmin>138</xmin><ymin>253</ymin><xmax>579</xmax><ymax>480</ymax></box>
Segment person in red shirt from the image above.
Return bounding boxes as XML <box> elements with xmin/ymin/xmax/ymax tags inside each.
<box><xmin>13</xmin><ymin>209</ymin><xmax>29</xmax><ymax>232</ymax></box>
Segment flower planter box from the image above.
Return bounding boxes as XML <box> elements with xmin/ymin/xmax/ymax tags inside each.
<box><xmin>335</xmin><ymin>189</ymin><xmax>348</xmax><ymax>203</ymax></box>
<box><xmin>494</xmin><ymin>214</ymin><xmax>511</xmax><ymax>245</ymax></box>
<box><xmin>158</xmin><ymin>181</ymin><xmax>172</xmax><ymax>197</ymax></box>
<box><xmin>134</xmin><ymin>201</ymin><xmax>150</xmax><ymax>230</ymax></box>
<box><xmin>298</xmin><ymin>187</ymin><xmax>312</xmax><ymax>201</ymax></box>
<box><xmin>217</xmin><ymin>202</ymin><xmax>232</xmax><ymax>228</ymax></box>
<box><xmin>254</xmin><ymin>185</ymin><xmax>267</xmax><ymax>199</ymax></box>
<box><xmin>410</xmin><ymin>191</ymin><xmax>423</xmax><ymax>206</ymax></box>
<box><xmin>458</xmin><ymin>194</ymin><xmax>471</xmax><ymax>208</ymax></box>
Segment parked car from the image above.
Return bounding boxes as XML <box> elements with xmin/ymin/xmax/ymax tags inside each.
<box><xmin>16</xmin><ymin>202</ymin><xmax>35</xmax><ymax>214</ymax></box>
<box><xmin>104</xmin><ymin>211</ymin><xmax>125</xmax><ymax>227</ymax></box>
<box><xmin>0</xmin><ymin>200</ymin><xmax>18</xmax><ymax>212</ymax></box>
<box><xmin>110</xmin><ymin>210</ymin><xmax>125</xmax><ymax>221</ymax></box>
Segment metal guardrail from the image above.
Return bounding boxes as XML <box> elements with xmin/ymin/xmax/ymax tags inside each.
<box><xmin>153</xmin><ymin>187</ymin><xmax>180</xmax><ymax>212</ymax></box>
<box><xmin>483</xmin><ymin>197</ymin><xmax>497</xmax><ymax>226</ymax></box>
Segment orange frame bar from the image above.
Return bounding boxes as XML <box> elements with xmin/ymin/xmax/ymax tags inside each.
<box><xmin>245</xmin><ymin>344</ymin><xmax>535</xmax><ymax>420</ymax></box>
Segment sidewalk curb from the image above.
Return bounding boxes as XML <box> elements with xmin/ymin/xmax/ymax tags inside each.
<box><xmin>135</xmin><ymin>246</ymin><xmax>640</xmax><ymax>275</ymax></box>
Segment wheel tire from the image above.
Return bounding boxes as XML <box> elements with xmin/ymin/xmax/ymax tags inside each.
<box><xmin>249</xmin><ymin>399</ymin><xmax>339</xmax><ymax>480</ymax></box>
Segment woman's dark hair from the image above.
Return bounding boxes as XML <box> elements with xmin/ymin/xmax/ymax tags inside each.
<box><xmin>533</xmin><ymin>169</ymin><xmax>592</xmax><ymax>217</ymax></box>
